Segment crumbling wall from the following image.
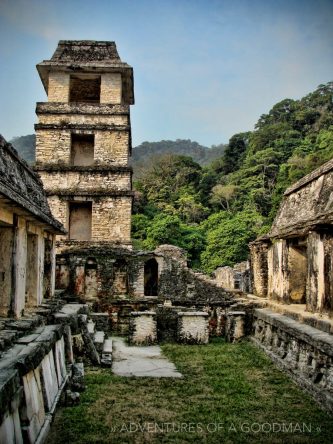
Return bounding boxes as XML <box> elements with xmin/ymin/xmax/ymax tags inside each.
<box><xmin>0</xmin><ymin>324</ymin><xmax>69</xmax><ymax>443</ymax></box>
<box><xmin>214</xmin><ymin>261</ymin><xmax>251</xmax><ymax>292</ymax></box>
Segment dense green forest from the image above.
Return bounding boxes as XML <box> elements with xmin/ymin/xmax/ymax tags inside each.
<box><xmin>10</xmin><ymin>82</ymin><xmax>333</xmax><ymax>272</ymax></box>
<box><xmin>133</xmin><ymin>82</ymin><xmax>333</xmax><ymax>271</ymax></box>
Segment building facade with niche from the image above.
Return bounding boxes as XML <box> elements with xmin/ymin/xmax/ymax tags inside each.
<box><xmin>250</xmin><ymin>158</ymin><xmax>333</xmax><ymax>317</ymax></box>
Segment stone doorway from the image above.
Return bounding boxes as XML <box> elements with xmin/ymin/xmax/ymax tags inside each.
<box><xmin>144</xmin><ymin>259</ymin><xmax>158</xmax><ymax>296</ymax></box>
<box><xmin>288</xmin><ymin>238</ymin><xmax>307</xmax><ymax>303</ymax></box>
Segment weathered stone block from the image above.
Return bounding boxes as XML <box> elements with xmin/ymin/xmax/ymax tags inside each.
<box><xmin>177</xmin><ymin>312</ymin><xmax>209</xmax><ymax>344</ymax></box>
<box><xmin>225</xmin><ymin>311</ymin><xmax>246</xmax><ymax>342</ymax></box>
<box><xmin>129</xmin><ymin>311</ymin><xmax>157</xmax><ymax>345</ymax></box>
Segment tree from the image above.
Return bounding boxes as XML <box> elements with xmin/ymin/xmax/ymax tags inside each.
<box><xmin>210</xmin><ymin>184</ymin><xmax>237</xmax><ymax>211</ymax></box>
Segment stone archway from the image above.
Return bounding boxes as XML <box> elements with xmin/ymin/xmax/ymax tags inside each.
<box><xmin>144</xmin><ymin>258</ymin><xmax>158</xmax><ymax>296</ymax></box>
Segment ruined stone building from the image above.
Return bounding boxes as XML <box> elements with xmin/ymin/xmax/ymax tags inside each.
<box><xmin>249</xmin><ymin>159</ymin><xmax>333</xmax><ymax>413</ymax></box>
<box><xmin>35</xmin><ymin>40</ymin><xmax>133</xmax><ymax>250</ymax></box>
<box><xmin>251</xmin><ymin>159</ymin><xmax>333</xmax><ymax>316</ymax></box>
<box><xmin>0</xmin><ymin>41</ymin><xmax>333</xmax><ymax>443</ymax></box>
<box><xmin>0</xmin><ymin>135</ymin><xmax>65</xmax><ymax>318</ymax></box>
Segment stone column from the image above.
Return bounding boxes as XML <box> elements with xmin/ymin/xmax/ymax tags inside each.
<box><xmin>12</xmin><ymin>216</ymin><xmax>27</xmax><ymax>317</ymax></box>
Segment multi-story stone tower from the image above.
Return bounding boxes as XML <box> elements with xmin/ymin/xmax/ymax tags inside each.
<box><xmin>35</xmin><ymin>40</ymin><xmax>134</xmax><ymax>251</ymax></box>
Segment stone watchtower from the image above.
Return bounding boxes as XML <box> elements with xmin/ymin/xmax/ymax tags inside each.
<box><xmin>35</xmin><ymin>40</ymin><xmax>134</xmax><ymax>251</ymax></box>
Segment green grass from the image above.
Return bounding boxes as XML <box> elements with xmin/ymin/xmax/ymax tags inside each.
<box><xmin>47</xmin><ymin>339</ymin><xmax>333</xmax><ymax>443</ymax></box>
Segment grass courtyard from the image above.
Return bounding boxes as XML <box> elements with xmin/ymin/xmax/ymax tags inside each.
<box><xmin>47</xmin><ymin>339</ymin><xmax>333</xmax><ymax>443</ymax></box>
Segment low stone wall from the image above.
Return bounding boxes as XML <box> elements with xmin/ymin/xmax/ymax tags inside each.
<box><xmin>129</xmin><ymin>312</ymin><xmax>157</xmax><ymax>345</ymax></box>
<box><xmin>252</xmin><ymin>308</ymin><xmax>333</xmax><ymax>413</ymax></box>
<box><xmin>177</xmin><ymin>312</ymin><xmax>209</xmax><ymax>344</ymax></box>
<box><xmin>0</xmin><ymin>325</ymin><xmax>70</xmax><ymax>443</ymax></box>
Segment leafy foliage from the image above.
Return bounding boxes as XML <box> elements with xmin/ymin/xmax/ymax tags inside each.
<box><xmin>133</xmin><ymin>82</ymin><xmax>333</xmax><ymax>271</ymax></box>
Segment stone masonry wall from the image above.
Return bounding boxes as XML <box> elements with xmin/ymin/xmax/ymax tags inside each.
<box><xmin>38</xmin><ymin>113</ymin><xmax>127</xmax><ymax>126</ymax></box>
<box><xmin>37</xmin><ymin>170</ymin><xmax>131</xmax><ymax>192</ymax></box>
<box><xmin>92</xmin><ymin>197</ymin><xmax>132</xmax><ymax>242</ymax></box>
<box><xmin>35</xmin><ymin>129</ymin><xmax>129</xmax><ymax>166</ymax></box>
<box><xmin>47</xmin><ymin>197</ymin><xmax>67</xmax><ymax>238</ymax></box>
<box><xmin>46</xmin><ymin>197</ymin><xmax>132</xmax><ymax>243</ymax></box>
<box><xmin>252</xmin><ymin>308</ymin><xmax>333</xmax><ymax>413</ymax></box>
<box><xmin>100</xmin><ymin>73</ymin><xmax>122</xmax><ymax>104</ymax></box>
<box><xmin>48</xmin><ymin>71</ymin><xmax>70</xmax><ymax>102</ymax></box>
<box><xmin>95</xmin><ymin>131</ymin><xmax>129</xmax><ymax>165</ymax></box>
<box><xmin>36</xmin><ymin>130</ymin><xmax>71</xmax><ymax>164</ymax></box>
<box><xmin>47</xmin><ymin>72</ymin><xmax>123</xmax><ymax>105</ymax></box>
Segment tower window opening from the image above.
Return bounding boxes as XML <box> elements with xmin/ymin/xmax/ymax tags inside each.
<box><xmin>69</xmin><ymin>75</ymin><xmax>101</xmax><ymax>103</ymax></box>
<box><xmin>71</xmin><ymin>134</ymin><xmax>94</xmax><ymax>166</ymax></box>
<box><xmin>69</xmin><ymin>202</ymin><xmax>92</xmax><ymax>240</ymax></box>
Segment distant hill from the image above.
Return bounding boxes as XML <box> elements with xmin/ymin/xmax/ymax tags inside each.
<box><xmin>131</xmin><ymin>139</ymin><xmax>226</xmax><ymax>178</ymax></box>
<box><xmin>9</xmin><ymin>135</ymin><xmax>35</xmax><ymax>163</ymax></box>
<box><xmin>9</xmin><ymin>135</ymin><xmax>226</xmax><ymax>173</ymax></box>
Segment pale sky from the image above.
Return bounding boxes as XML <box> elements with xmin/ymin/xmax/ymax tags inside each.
<box><xmin>0</xmin><ymin>0</ymin><xmax>332</xmax><ymax>147</ymax></box>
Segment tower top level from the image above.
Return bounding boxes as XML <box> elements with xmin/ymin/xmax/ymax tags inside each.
<box><xmin>37</xmin><ymin>40</ymin><xmax>134</xmax><ymax>104</ymax></box>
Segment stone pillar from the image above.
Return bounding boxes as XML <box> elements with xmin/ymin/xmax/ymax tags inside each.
<box><xmin>37</xmin><ymin>230</ymin><xmax>45</xmax><ymax>305</ymax></box>
<box><xmin>0</xmin><ymin>226</ymin><xmax>14</xmax><ymax>317</ymax></box>
<box><xmin>307</xmin><ymin>231</ymin><xmax>325</xmax><ymax>313</ymax></box>
<box><xmin>132</xmin><ymin>263</ymin><xmax>145</xmax><ymax>297</ymax></box>
<box><xmin>225</xmin><ymin>311</ymin><xmax>246</xmax><ymax>342</ymax></box>
<box><xmin>50</xmin><ymin>235</ymin><xmax>56</xmax><ymax>298</ymax></box>
<box><xmin>177</xmin><ymin>312</ymin><xmax>209</xmax><ymax>344</ymax></box>
<box><xmin>250</xmin><ymin>240</ymin><xmax>269</xmax><ymax>297</ymax></box>
<box><xmin>26</xmin><ymin>232</ymin><xmax>38</xmax><ymax>308</ymax></box>
<box><xmin>128</xmin><ymin>311</ymin><xmax>157</xmax><ymax>345</ymax></box>
<box><xmin>12</xmin><ymin>216</ymin><xmax>27</xmax><ymax>317</ymax></box>
<box><xmin>74</xmin><ymin>262</ymin><xmax>85</xmax><ymax>297</ymax></box>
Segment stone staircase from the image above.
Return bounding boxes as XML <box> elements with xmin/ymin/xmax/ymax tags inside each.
<box><xmin>86</xmin><ymin>315</ymin><xmax>113</xmax><ymax>367</ymax></box>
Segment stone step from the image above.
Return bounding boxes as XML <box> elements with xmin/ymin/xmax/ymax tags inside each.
<box><xmin>93</xmin><ymin>331</ymin><xmax>105</xmax><ymax>353</ymax></box>
<box><xmin>101</xmin><ymin>338</ymin><xmax>113</xmax><ymax>367</ymax></box>
<box><xmin>261</xmin><ymin>299</ymin><xmax>333</xmax><ymax>336</ymax></box>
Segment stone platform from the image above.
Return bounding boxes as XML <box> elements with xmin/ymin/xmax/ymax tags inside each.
<box><xmin>111</xmin><ymin>337</ymin><xmax>182</xmax><ymax>378</ymax></box>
